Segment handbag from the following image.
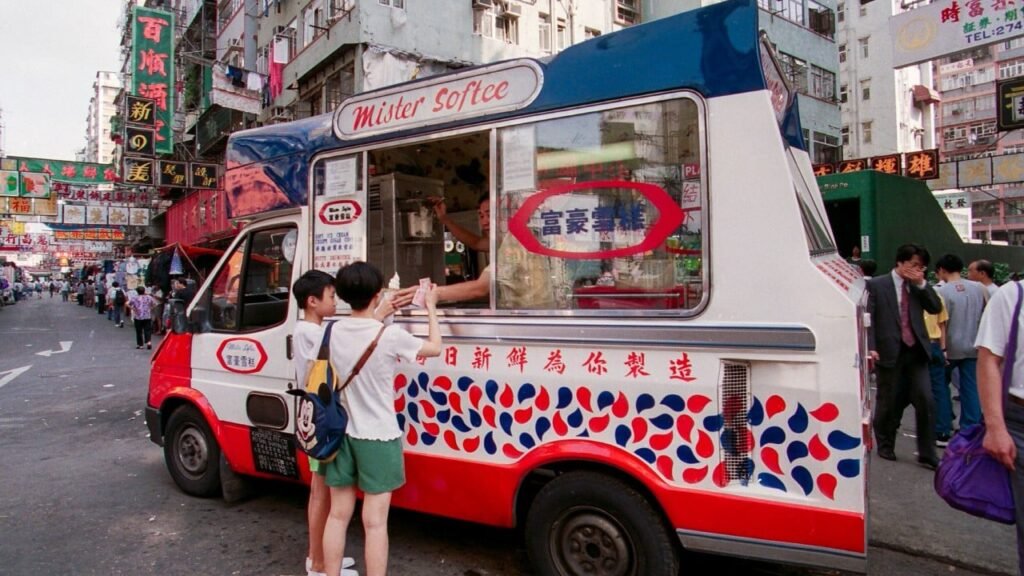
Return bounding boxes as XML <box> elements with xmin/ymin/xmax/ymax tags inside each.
<box><xmin>935</xmin><ymin>281</ymin><xmax>1023</xmax><ymax>525</ymax></box>
<box><xmin>289</xmin><ymin>323</ymin><xmax>386</xmax><ymax>462</ymax></box>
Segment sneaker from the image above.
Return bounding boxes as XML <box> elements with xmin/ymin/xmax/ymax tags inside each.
<box><xmin>136</xmin><ymin>345</ymin><xmax>144</xmax><ymax>350</ymax></box>
<box><xmin>146</xmin><ymin>342</ymin><xmax>152</xmax><ymax>350</ymax></box>
<box><xmin>936</xmin><ymin>434</ymin><xmax>951</xmax><ymax>448</ymax></box>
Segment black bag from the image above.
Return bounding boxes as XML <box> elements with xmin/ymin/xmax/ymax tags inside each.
<box><xmin>114</xmin><ymin>289</ymin><xmax>126</xmax><ymax>306</ymax></box>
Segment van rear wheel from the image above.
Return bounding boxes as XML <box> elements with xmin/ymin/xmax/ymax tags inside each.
<box><xmin>525</xmin><ymin>471</ymin><xmax>680</xmax><ymax>576</ymax></box>
<box><xmin>164</xmin><ymin>406</ymin><xmax>221</xmax><ymax>497</ymax></box>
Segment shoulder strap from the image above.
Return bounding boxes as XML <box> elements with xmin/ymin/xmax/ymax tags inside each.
<box><xmin>338</xmin><ymin>325</ymin><xmax>387</xmax><ymax>391</ymax></box>
<box><xmin>1003</xmin><ymin>282</ymin><xmax>1024</xmax><ymax>394</ymax></box>
<box><xmin>317</xmin><ymin>321</ymin><xmax>335</xmax><ymax>361</ymax></box>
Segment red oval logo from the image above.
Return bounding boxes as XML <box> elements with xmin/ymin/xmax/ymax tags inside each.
<box><xmin>216</xmin><ymin>337</ymin><xmax>269</xmax><ymax>374</ymax></box>
<box><xmin>507</xmin><ymin>180</ymin><xmax>688</xmax><ymax>260</ymax></box>
<box><xmin>318</xmin><ymin>199</ymin><xmax>363</xmax><ymax>225</ymax></box>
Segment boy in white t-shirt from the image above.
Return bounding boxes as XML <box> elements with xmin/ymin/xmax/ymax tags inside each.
<box><xmin>292</xmin><ymin>271</ymin><xmax>360</xmax><ymax>576</ymax></box>
<box><xmin>323</xmin><ymin>262</ymin><xmax>441</xmax><ymax>576</ymax></box>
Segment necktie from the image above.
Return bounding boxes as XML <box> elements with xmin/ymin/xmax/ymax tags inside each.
<box><xmin>900</xmin><ymin>281</ymin><xmax>915</xmax><ymax>347</ymax></box>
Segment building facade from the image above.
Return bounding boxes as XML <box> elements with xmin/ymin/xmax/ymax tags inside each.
<box><xmin>646</xmin><ymin>0</ymin><xmax>842</xmax><ymax>164</ymax></box>
<box><xmin>85</xmin><ymin>71</ymin><xmax>122</xmax><ymax>164</ymax></box>
<box><xmin>835</xmin><ymin>0</ymin><xmax>937</xmax><ymax>160</ymax></box>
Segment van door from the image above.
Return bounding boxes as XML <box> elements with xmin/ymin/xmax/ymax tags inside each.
<box><xmin>187</xmin><ymin>215</ymin><xmax>303</xmax><ymax>479</ymax></box>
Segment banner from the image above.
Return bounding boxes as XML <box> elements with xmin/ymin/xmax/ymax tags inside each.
<box><xmin>125</xmin><ymin>95</ymin><xmax>156</xmax><ymax>128</ymax></box>
<box><xmin>54</xmin><ymin>229</ymin><xmax>126</xmax><ymax>241</ymax></box>
<box><xmin>132</xmin><ymin>6</ymin><xmax>175</xmax><ymax>154</ymax></box>
<box><xmin>53</xmin><ymin>184</ymin><xmax>153</xmax><ymax>205</ymax></box>
<box><xmin>0</xmin><ymin>157</ymin><xmax>118</xmax><ymax>184</ymax></box>
<box><xmin>0</xmin><ymin>170</ymin><xmax>19</xmax><ymax>197</ymax></box>
<box><xmin>891</xmin><ymin>0</ymin><xmax>1024</xmax><ymax>68</ymax></box>
<box><xmin>86</xmin><ymin>206</ymin><xmax>109</xmax><ymax>225</ymax></box>
<box><xmin>19</xmin><ymin>172</ymin><xmax>50</xmax><ymax>198</ymax></box>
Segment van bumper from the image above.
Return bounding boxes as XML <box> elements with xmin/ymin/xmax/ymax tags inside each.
<box><xmin>145</xmin><ymin>405</ymin><xmax>163</xmax><ymax>446</ymax></box>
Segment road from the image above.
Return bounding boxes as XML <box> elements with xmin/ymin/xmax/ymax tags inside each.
<box><xmin>0</xmin><ymin>295</ymin><xmax>1004</xmax><ymax>575</ymax></box>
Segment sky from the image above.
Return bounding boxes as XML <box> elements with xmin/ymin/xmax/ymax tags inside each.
<box><xmin>0</xmin><ymin>0</ymin><xmax>123</xmax><ymax>162</ymax></box>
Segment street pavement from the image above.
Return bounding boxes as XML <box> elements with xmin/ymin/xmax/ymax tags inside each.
<box><xmin>0</xmin><ymin>293</ymin><xmax>1015</xmax><ymax>575</ymax></box>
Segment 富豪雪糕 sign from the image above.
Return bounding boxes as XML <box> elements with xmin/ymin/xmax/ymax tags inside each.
<box><xmin>333</xmin><ymin>60</ymin><xmax>543</xmax><ymax>140</ymax></box>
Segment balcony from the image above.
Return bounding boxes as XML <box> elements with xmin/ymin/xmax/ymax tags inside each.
<box><xmin>282</xmin><ymin>12</ymin><xmax>361</xmax><ymax>90</ymax></box>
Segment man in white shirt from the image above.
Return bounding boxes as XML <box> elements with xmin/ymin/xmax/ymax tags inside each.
<box><xmin>968</xmin><ymin>259</ymin><xmax>1000</xmax><ymax>298</ymax></box>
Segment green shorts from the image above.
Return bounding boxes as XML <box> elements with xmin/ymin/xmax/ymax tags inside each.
<box><xmin>308</xmin><ymin>456</ymin><xmax>327</xmax><ymax>475</ymax></box>
<box><xmin>324</xmin><ymin>436</ymin><xmax>405</xmax><ymax>494</ymax></box>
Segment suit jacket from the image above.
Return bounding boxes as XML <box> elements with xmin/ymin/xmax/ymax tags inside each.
<box><xmin>867</xmin><ymin>273</ymin><xmax>942</xmax><ymax>367</ymax></box>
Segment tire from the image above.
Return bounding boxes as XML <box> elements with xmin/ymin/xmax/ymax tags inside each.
<box><xmin>525</xmin><ymin>471</ymin><xmax>680</xmax><ymax>576</ymax></box>
<box><xmin>164</xmin><ymin>406</ymin><xmax>222</xmax><ymax>498</ymax></box>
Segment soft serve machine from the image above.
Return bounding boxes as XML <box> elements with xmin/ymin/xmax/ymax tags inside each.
<box><xmin>367</xmin><ymin>173</ymin><xmax>446</xmax><ymax>287</ymax></box>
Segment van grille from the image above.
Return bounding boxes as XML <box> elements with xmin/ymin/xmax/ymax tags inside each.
<box><xmin>719</xmin><ymin>361</ymin><xmax>752</xmax><ymax>485</ymax></box>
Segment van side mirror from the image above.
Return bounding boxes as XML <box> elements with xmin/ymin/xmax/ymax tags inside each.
<box><xmin>170</xmin><ymin>299</ymin><xmax>189</xmax><ymax>334</ymax></box>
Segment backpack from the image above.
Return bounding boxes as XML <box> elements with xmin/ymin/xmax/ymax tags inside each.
<box><xmin>114</xmin><ymin>289</ymin><xmax>127</xmax><ymax>306</ymax></box>
<box><xmin>287</xmin><ymin>322</ymin><xmax>386</xmax><ymax>462</ymax></box>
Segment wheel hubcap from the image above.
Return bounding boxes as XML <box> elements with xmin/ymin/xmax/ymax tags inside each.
<box><xmin>177</xmin><ymin>426</ymin><xmax>208</xmax><ymax>478</ymax></box>
<box><xmin>553</xmin><ymin>509</ymin><xmax>632</xmax><ymax>576</ymax></box>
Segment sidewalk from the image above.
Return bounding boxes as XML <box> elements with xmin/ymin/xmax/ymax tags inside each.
<box><xmin>870</xmin><ymin>409</ymin><xmax>1017</xmax><ymax>575</ymax></box>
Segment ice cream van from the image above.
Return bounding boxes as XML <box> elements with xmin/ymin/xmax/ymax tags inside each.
<box><xmin>146</xmin><ymin>0</ymin><xmax>871</xmax><ymax>573</ymax></box>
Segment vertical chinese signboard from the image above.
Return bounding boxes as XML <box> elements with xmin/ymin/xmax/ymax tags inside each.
<box><xmin>132</xmin><ymin>6</ymin><xmax>174</xmax><ymax>155</ymax></box>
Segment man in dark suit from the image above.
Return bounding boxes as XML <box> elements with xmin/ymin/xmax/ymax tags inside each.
<box><xmin>867</xmin><ymin>243</ymin><xmax>943</xmax><ymax>468</ymax></box>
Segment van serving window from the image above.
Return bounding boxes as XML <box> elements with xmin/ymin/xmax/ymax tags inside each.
<box><xmin>496</xmin><ymin>97</ymin><xmax>705</xmax><ymax>312</ymax></box>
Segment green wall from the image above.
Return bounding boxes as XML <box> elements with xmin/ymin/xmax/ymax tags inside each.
<box><xmin>818</xmin><ymin>171</ymin><xmax>1024</xmax><ymax>273</ymax></box>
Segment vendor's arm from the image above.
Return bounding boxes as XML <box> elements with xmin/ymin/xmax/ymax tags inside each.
<box><xmin>433</xmin><ymin>198</ymin><xmax>488</xmax><ymax>252</ymax></box>
<box><xmin>436</xmin><ymin>267</ymin><xmax>490</xmax><ymax>303</ymax></box>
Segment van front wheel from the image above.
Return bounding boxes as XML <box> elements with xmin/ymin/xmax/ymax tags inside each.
<box><xmin>525</xmin><ymin>471</ymin><xmax>680</xmax><ymax>576</ymax></box>
<box><xmin>164</xmin><ymin>406</ymin><xmax>221</xmax><ymax>497</ymax></box>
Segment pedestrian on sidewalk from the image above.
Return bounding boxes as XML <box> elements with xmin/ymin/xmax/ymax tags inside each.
<box><xmin>937</xmin><ymin>254</ymin><xmax>988</xmax><ymax>432</ymax></box>
<box><xmin>127</xmin><ymin>286</ymin><xmax>156</xmax><ymax>350</ymax></box>
<box><xmin>866</xmin><ymin>243</ymin><xmax>943</xmax><ymax>469</ymax></box>
<box><xmin>968</xmin><ymin>259</ymin><xmax>1000</xmax><ymax>298</ymax></box>
<box><xmin>48</xmin><ymin>281</ymin><xmax>56</xmax><ymax>298</ymax></box>
<box><xmin>60</xmin><ymin>280</ymin><xmax>69</xmax><ymax>302</ymax></box>
<box><xmin>76</xmin><ymin>281</ymin><xmax>85</xmax><ymax>305</ymax></box>
<box><xmin>150</xmin><ymin>284</ymin><xmax>166</xmax><ymax>336</ymax></box>
<box><xmin>976</xmin><ymin>280</ymin><xmax>1024</xmax><ymax>574</ymax></box>
<box><xmin>84</xmin><ymin>281</ymin><xmax>96</xmax><ymax>309</ymax></box>
<box><xmin>923</xmin><ymin>290</ymin><xmax>952</xmax><ymax>445</ymax></box>
<box><xmin>108</xmin><ymin>282</ymin><xmax>126</xmax><ymax>327</ymax></box>
<box><xmin>322</xmin><ymin>262</ymin><xmax>442</xmax><ymax>576</ymax></box>
<box><xmin>96</xmin><ymin>277</ymin><xmax>107</xmax><ymax>315</ymax></box>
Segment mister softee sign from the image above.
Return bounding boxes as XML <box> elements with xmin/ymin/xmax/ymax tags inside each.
<box><xmin>333</xmin><ymin>60</ymin><xmax>543</xmax><ymax>139</ymax></box>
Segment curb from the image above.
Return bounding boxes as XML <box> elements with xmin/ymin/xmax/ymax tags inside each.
<box><xmin>869</xmin><ymin>539</ymin><xmax>1015</xmax><ymax>576</ymax></box>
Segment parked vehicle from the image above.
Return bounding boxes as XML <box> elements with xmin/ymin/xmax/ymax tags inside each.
<box><xmin>147</xmin><ymin>1</ymin><xmax>870</xmax><ymax>573</ymax></box>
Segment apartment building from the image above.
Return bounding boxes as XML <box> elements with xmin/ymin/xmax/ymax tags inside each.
<box><xmin>836</xmin><ymin>0</ymin><xmax>936</xmax><ymax>160</ymax></box>
<box><xmin>647</xmin><ymin>0</ymin><xmax>842</xmax><ymax>164</ymax></box>
<box><xmin>85</xmin><ymin>71</ymin><xmax>122</xmax><ymax>164</ymax></box>
<box><xmin>937</xmin><ymin>38</ymin><xmax>1024</xmax><ymax>245</ymax></box>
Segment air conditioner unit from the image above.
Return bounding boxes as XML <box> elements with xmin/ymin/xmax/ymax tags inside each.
<box><xmin>505</xmin><ymin>3</ymin><xmax>522</xmax><ymax>16</ymax></box>
<box><xmin>228</xmin><ymin>37</ymin><xmax>243</xmax><ymax>49</ymax></box>
<box><xmin>955</xmin><ymin>140</ymin><xmax>966</xmax><ymax>148</ymax></box>
<box><xmin>473</xmin><ymin>0</ymin><xmax>494</xmax><ymax>8</ymax></box>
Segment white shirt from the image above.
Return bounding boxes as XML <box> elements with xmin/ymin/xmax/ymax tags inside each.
<box><xmin>975</xmin><ymin>281</ymin><xmax>1024</xmax><ymax>398</ymax></box>
<box><xmin>330</xmin><ymin>317</ymin><xmax>424</xmax><ymax>441</ymax></box>
<box><xmin>293</xmin><ymin>320</ymin><xmax>324</xmax><ymax>389</ymax></box>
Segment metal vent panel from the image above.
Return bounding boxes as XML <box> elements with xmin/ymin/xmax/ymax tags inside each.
<box><xmin>719</xmin><ymin>361</ymin><xmax>751</xmax><ymax>485</ymax></box>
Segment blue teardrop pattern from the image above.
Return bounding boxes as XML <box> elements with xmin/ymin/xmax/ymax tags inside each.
<box><xmin>519</xmin><ymin>433</ymin><xmax>536</xmax><ymax>449</ymax></box>
<box><xmin>788</xmin><ymin>403</ymin><xmax>809</xmax><ymax>434</ymax></box>
<box><xmin>787</xmin><ymin>441</ymin><xmax>809</xmax><ymax>463</ymax></box>
<box><xmin>484</xmin><ymin>432</ymin><xmax>497</xmax><ymax>455</ymax></box>
<box><xmin>567</xmin><ymin>408</ymin><xmax>584</xmax><ymax>428</ymax></box>
<box><xmin>421</xmin><ymin>433</ymin><xmax>437</xmax><ymax>446</ymax></box>
<box><xmin>451</xmin><ymin>415</ymin><xmax>471</xmax><ymax>433</ymax></box>
<box><xmin>760</xmin><ymin>426</ymin><xmax>786</xmax><ymax>445</ymax></box>
<box><xmin>457</xmin><ymin>376</ymin><xmax>474</xmax><ymax>391</ymax></box>
<box><xmin>660</xmin><ymin>394</ymin><xmax>685</xmax><ymax>411</ymax></box>
<box><xmin>407</xmin><ymin>402</ymin><xmax>421</xmax><ymax>424</ymax></box>
<box><xmin>518</xmin><ymin>383</ymin><xmax>536</xmax><ymax>403</ymax></box>
<box><xmin>556</xmin><ymin>387</ymin><xmax>573</xmax><ymax>409</ymax></box>
<box><xmin>703</xmin><ymin>414</ymin><xmax>724</xmax><ymax>433</ymax></box>
<box><xmin>838</xmin><ymin>458</ymin><xmax>861</xmax><ymax>478</ymax></box>
<box><xmin>792</xmin><ymin>466</ymin><xmax>813</xmax><ymax>495</ymax></box>
<box><xmin>636</xmin><ymin>393</ymin><xmax>656</xmax><ymax>413</ymax></box>
<box><xmin>499</xmin><ymin>412</ymin><xmax>514</xmax><ymax>436</ymax></box>
<box><xmin>676</xmin><ymin>445</ymin><xmax>699</xmax><ymax>464</ymax></box>
<box><xmin>758</xmin><ymin>473</ymin><xmax>787</xmax><ymax>492</ymax></box>
<box><xmin>435</xmin><ymin>409</ymin><xmax>451</xmax><ymax>424</ymax></box>
<box><xmin>651</xmin><ymin>414</ymin><xmax>674</xmax><ymax>430</ymax></box>
<box><xmin>486</xmin><ymin>380</ymin><xmax>500</xmax><ymax>403</ymax></box>
<box><xmin>417</xmin><ymin>372</ymin><xmax>430</xmax><ymax>390</ymax></box>
<box><xmin>469</xmin><ymin>409</ymin><xmax>482</xmax><ymax>428</ymax></box>
<box><xmin>615</xmin><ymin>425</ymin><xmax>631</xmax><ymax>447</ymax></box>
<box><xmin>747</xmin><ymin>397</ymin><xmax>764</xmax><ymax>426</ymax></box>
<box><xmin>827</xmin><ymin>430</ymin><xmax>861</xmax><ymax>450</ymax></box>
<box><xmin>636</xmin><ymin>448</ymin><xmax>657</xmax><ymax>464</ymax></box>
<box><xmin>535</xmin><ymin>418</ymin><xmax>551</xmax><ymax>441</ymax></box>
<box><xmin>397</xmin><ymin>413</ymin><xmax>406</xmax><ymax>431</ymax></box>
<box><xmin>429</xmin><ymin>389</ymin><xmax>449</xmax><ymax>406</ymax></box>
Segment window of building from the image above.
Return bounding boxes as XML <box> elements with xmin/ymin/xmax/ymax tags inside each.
<box><xmin>837</xmin><ymin>2</ymin><xmax>845</xmax><ymax>22</ymax></box>
<box><xmin>1000</xmin><ymin>59</ymin><xmax>1024</xmax><ymax>79</ymax></box>
<box><xmin>1005</xmin><ymin>37</ymin><xmax>1024</xmax><ymax>50</ymax></box>
<box><xmin>860</xmin><ymin>78</ymin><xmax>871</xmax><ymax>100</ymax></box>
<box><xmin>839</xmin><ymin>43</ymin><xmax>847</xmax><ymax>64</ymax></box>
<box><xmin>539</xmin><ymin>13</ymin><xmax>552</xmax><ymax>52</ymax></box>
<box><xmin>841</xmin><ymin>125</ymin><xmax>850</xmax><ymax>146</ymax></box>
<box><xmin>379</xmin><ymin>0</ymin><xmax>404</xmax><ymax>8</ymax></box>
<box><xmin>557</xmin><ymin>18</ymin><xmax>568</xmax><ymax>50</ymax></box>
<box><xmin>615</xmin><ymin>0</ymin><xmax>640</xmax><ymax>25</ymax></box>
<box><xmin>302</xmin><ymin>1</ymin><xmax>324</xmax><ymax>48</ymax></box>
<box><xmin>813</xmin><ymin>131</ymin><xmax>841</xmax><ymax>163</ymax></box>
<box><xmin>810</xmin><ymin>65</ymin><xmax>835</xmax><ymax>100</ymax></box>
<box><xmin>859</xmin><ymin>37</ymin><xmax>869</xmax><ymax>59</ymax></box>
<box><xmin>474</xmin><ymin>7</ymin><xmax>496</xmax><ymax>37</ymax></box>
<box><xmin>862</xmin><ymin>121</ymin><xmax>873</xmax><ymax>144</ymax></box>
<box><xmin>475</xmin><ymin>7</ymin><xmax>518</xmax><ymax>43</ymax></box>
<box><xmin>498</xmin><ymin>15</ymin><xmax>519</xmax><ymax>44</ymax></box>
<box><xmin>840</xmin><ymin>83</ymin><xmax>848</xmax><ymax>103</ymax></box>
<box><xmin>974</xmin><ymin>65</ymin><xmax>996</xmax><ymax>84</ymax></box>
<box><xmin>808</xmin><ymin>0</ymin><xmax>835</xmax><ymax>38</ymax></box>
<box><xmin>495</xmin><ymin>97</ymin><xmax>706</xmax><ymax>312</ymax></box>
<box><xmin>777</xmin><ymin>52</ymin><xmax>808</xmax><ymax>94</ymax></box>
<box><xmin>584</xmin><ymin>27</ymin><xmax>601</xmax><ymax>39</ymax></box>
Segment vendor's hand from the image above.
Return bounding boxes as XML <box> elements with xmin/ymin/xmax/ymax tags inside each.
<box><xmin>429</xmin><ymin>196</ymin><xmax>448</xmax><ymax>222</ymax></box>
<box><xmin>374</xmin><ymin>296</ymin><xmax>396</xmax><ymax>321</ymax></box>
<box><xmin>984</xmin><ymin>426</ymin><xmax>1017</xmax><ymax>471</ymax></box>
<box><xmin>392</xmin><ymin>286</ymin><xmax>416</xmax><ymax>308</ymax></box>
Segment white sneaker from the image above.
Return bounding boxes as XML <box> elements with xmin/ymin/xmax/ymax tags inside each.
<box><xmin>306</xmin><ymin>556</ymin><xmax>356</xmax><ymax>575</ymax></box>
<box><xmin>342</xmin><ymin>570</ymin><xmax>359</xmax><ymax>576</ymax></box>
